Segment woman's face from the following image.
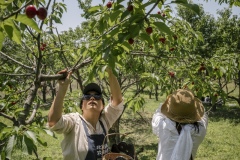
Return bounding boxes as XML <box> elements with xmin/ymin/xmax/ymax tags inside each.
<box><xmin>81</xmin><ymin>91</ymin><xmax>104</xmax><ymax>114</ymax></box>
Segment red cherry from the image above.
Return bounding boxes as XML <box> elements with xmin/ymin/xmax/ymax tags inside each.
<box><xmin>157</xmin><ymin>11</ymin><xmax>161</xmax><ymax>14</ymax></box>
<box><xmin>25</xmin><ymin>5</ymin><xmax>37</xmax><ymax>18</ymax></box>
<box><xmin>199</xmin><ymin>66</ymin><xmax>206</xmax><ymax>71</ymax></box>
<box><xmin>40</xmin><ymin>46</ymin><xmax>45</xmax><ymax>51</ymax></box>
<box><xmin>128</xmin><ymin>38</ymin><xmax>134</xmax><ymax>44</ymax></box>
<box><xmin>168</xmin><ymin>72</ymin><xmax>174</xmax><ymax>77</ymax></box>
<box><xmin>170</xmin><ymin>47</ymin><xmax>175</xmax><ymax>51</ymax></box>
<box><xmin>162</xmin><ymin>13</ymin><xmax>166</xmax><ymax>17</ymax></box>
<box><xmin>106</xmin><ymin>1</ymin><xmax>112</xmax><ymax>8</ymax></box>
<box><xmin>127</xmin><ymin>4</ymin><xmax>133</xmax><ymax>11</ymax></box>
<box><xmin>37</xmin><ymin>7</ymin><xmax>48</xmax><ymax>20</ymax></box>
<box><xmin>42</xmin><ymin>43</ymin><xmax>46</xmax><ymax>47</ymax></box>
<box><xmin>11</xmin><ymin>102</ymin><xmax>17</xmax><ymax>105</ymax></box>
<box><xmin>146</xmin><ymin>27</ymin><xmax>153</xmax><ymax>35</ymax></box>
<box><xmin>159</xmin><ymin>37</ymin><xmax>166</xmax><ymax>43</ymax></box>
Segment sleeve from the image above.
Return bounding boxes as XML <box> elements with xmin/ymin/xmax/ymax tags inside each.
<box><xmin>48</xmin><ymin>113</ymin><xmax>77</xmax><ymax>134</ymax></box>
<box><xmin>102</xmin><ymin>100</ymin><xmax>124</xmax><ymax>130</ymax></box>
<box><xmin>200</xmin><ymin>112</ymin><xmax>208</xmax><ymax>129</ymax></box>
<box><xmin>152</xmin><ymin>103</ymin><xmax>165</xmax><ymax>136</ymax></box>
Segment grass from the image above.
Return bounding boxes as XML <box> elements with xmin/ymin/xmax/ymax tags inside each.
<box><xmin>2</xmin><ymin>92</ymin><xmax>240</xmax><ymax>160</ymax></box>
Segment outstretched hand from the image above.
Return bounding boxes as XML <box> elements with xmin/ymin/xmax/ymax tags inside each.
<box><xmin>57</xmin><ymin>69</ymin><xmax>72</xmax><ymax>86</ymax></box>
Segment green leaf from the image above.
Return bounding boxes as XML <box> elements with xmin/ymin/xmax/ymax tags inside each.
<box><xmin>108</xmin><ymin>27</ymin><xmax>120</xmax><ymax>37</ymax></box>
<box><xmin>0</xmin><ymin>0</ymin><xmax>14</xmax><ymax>5</ymax></box>
<box><xmin>3</xmin><ymin>19</ymin><xmax>21</xmax><ymax>44</ymax></box>
<box><xmin>109</xmin><ymin>10</ymin><xmax>122</xmax><ymax>23</ymax></box>
<box><xmin>171</xmin><ymin>1</ymin><xmax>200</xmax><ymax>15</ymax></box>
<box><xmin>25</xmin><ymin>131</ymin><xmax>37</xmax><ymax>143</ymax></box>
<box><xmin>153</xmin><ymin>22</ymin><xmax>173</xmax><ymax>35</ymax></box>
<box><xmin>0</xmin><ymin>0</ymin><xmax>13</xmax><ymax>9</ymax></box>
<box><xmin>43</xmin><ymin>129</ymin><xmax>55</xmax><ymax>137</ymax></box>
<box><xmin>139</xmin><ymin>32</ymin><xmax>153</xmax><ymax>44</ymax></box>
<box><xmin>120</xmin><ymin>10</ymin><xmax>129</xmax><ymax>21</ymax></box>
<box><xmin>37</xmin><ymin>137</ymin><xmax>47</xmax><ymax>147</ymax></box>
<box><xmin>22</xmin><ymin>134</ymin><xmax>37</xmax><ymax>155</ymax></box>
<box><xmin>0</xmin><ymin>27</ymin><xmax>4</xmax><ymax>50</ymax></box>
<box><xmin>14</xmin><ymin>66</ymin><xmax>22</xmax><ymax>73</ymax></box>
<box><xmin>88</xmin><ymin>6</ymin><xmax>101</xmax><ymax>13</ymax></box>
<box><xmin>6</xmin><ymin>135</ymin><xmax>15</xmax><ymax>159</ymax></box>
<box><xmin>9</xmin><ymin>14</ymin><xmax>41</xmax><ymax>33</ymax></box>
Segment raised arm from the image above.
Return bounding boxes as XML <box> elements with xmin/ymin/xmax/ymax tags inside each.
<box><xmin>48</xmin><ymin>70</ymin><xmax>72</xmax><ymax>127</ymax></box>
<box><xmin>106</xmin><ymin>68</ymin><xmax>122</xmax><ymax>107</ymax></box>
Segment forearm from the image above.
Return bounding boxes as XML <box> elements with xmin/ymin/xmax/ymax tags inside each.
<box><xmin>108</xmin><ymin>70</ymin><xmax>122</xmax><ymax>107</ymax></box>
<box><xmin>48</xmin><ymin>85</ymin><xmax>68</xmax><ymax>127</ymax></box>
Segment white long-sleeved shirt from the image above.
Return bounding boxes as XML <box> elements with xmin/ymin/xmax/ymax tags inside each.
<box><xmin>48</xmin><ymin>101</ymin><xmax>124</xmax><ymax>160</ymax></box>
<box><xmin>152</xmin><ymin>104</ymin><xmax>208</xmax><ymax>160</ymax></box>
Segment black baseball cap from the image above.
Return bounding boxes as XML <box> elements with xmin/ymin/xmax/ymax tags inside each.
<box><xmin>83</xmin><ymin>83</ymin><xmax>102</xmax><ymax>95</ymax></box>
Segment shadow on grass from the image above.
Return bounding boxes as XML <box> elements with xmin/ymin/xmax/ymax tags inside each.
<box><xmin>135</xmin><ymin>143</ymin><xmax>158</xmax><ymax>160</ymax></box>
<box><xmin>206</xmin><ymin>105</ymin><xmax>240</xmax><ymax>124</ymax></box>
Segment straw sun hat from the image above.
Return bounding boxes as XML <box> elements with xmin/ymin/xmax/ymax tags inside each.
<box><xmin>161</xmin><ymin>89</ymin><xmax>205</xmax><ymax>123</ymax></box>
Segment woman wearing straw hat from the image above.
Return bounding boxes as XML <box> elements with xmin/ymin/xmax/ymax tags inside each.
<box><xmin>152</xmin><ymin>89</ymin><xmax>208</xmax><ymax>160</ymax></box>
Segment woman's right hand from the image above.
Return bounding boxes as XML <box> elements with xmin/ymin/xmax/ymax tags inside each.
<box><xmin>57</xmin><ymin>69</ymin><xmax>72</xmax><ymax>87</ymax></box>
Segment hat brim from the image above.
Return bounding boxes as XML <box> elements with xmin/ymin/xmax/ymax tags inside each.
<box><xmin>161</xmin><ymin>96</ymin><xmax>204</xmax><ymax>123</ymax></box>
<box><xmin>83</xmin><ymin>83</ymin><xmax>102</xmax><ymax>95</ymax></box>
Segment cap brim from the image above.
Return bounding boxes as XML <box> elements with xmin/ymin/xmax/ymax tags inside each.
<box><xmin>83</xmin><ymin>83</ymin><xmax>102</xmax><ymax>95</ymax></box>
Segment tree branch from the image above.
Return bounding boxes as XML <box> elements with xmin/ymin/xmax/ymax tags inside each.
<box><xmin>0</xmin><ymin>112</ymin><xmax>17</xmax><ymax>123</ymax></box>
<box><xmin>39</xmin><ymin>57</ymin><xmax>92</xmax><ymax>81</ymax></box>
<box><xmin>0</xmin><ymin>51</ymin><xmax>34</xmax><ymax>71</ymax></box>
<box><xmin>25</xmin><ymin>102</ymin><xmax>40</xmax><ymax>124</ymax></box>
<box><xmin>0</xmin><ymin>72</ymin><xmax>33</xmax><ymax>76</ymax></box>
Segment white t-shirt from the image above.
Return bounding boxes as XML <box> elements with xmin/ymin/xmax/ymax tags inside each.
<box><xmin>152</xmin><ymin>104</ymin><xmax>208</xmax><ymax>160</ymax></box>
<box><xmin>48</xmin><ymin>101</ymin><xmax>124</xmax><ymax>160</ymax></box>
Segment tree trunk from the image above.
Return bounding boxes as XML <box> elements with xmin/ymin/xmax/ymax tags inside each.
<box><xmin>108</xmin><ymin>118</ymin><xmax>120</xmax><ymax>145</ymax></box>
<box><xmin>155</xmin><ymin>84</ymin><xmax>158</xmax><ymax>101</ymax></box>
<box><xmin>17</xmin><ymin>82</ymin><xmax>40</xmax><ymax>125</ymax></box>
<box><xmin>42</xmin><ymin>82</ymin><xmax>47</xmax><ymax>103</ymax></box>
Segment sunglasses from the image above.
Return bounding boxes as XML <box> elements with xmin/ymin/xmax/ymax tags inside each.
<box><xmin>82</xmin><ymin>94</ymin><xmax>102</xmax><ymax>100</ymax></box>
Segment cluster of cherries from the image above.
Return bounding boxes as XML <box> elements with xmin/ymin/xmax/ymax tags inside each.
<box><xmin>25</xmin><ymin>5</ymin><xmax>48</xmax><ymax>20</ymax></box>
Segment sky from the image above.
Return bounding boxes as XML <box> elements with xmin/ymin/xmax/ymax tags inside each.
<box><xmin>54</xmin><ymin>0</ymin><xmax>240</xmax><ymax>32</ymax></box>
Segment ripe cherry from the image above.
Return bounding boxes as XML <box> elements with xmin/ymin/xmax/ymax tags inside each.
<box><xmin>159</xmin><ymin>37</ymin><xmax>166</xmax><ymax>43</ymax></box>
<box><xmin>168</xmin><ymin>71</ymin><xmax>175</xmax><ymax>78</ymax></box>
<box><xmin>37</xmin><ymin>7</ymin><xmax>48</xmax><ymax>20</ymax></box>
<box><xmin>146</xmin><ymin>27</ymin><xmax>153</xmax><ymax>35</ymax></box>
<box><xmin>128</xmin><ymin>38</ymin><xmax>134</xmax><ymax>44</ymax></box>
<box><xmin>25</xmin><ymin>5</ymin><xmax>37</xmax><ymax>18</ymax></box>
<box><xmin>106</xmin><ymin>1</ymin><xmax>112</xmax><ymax>8</ymax></box>
<box><xmin>127</xmin><ymin>4</ymin><xmax>133</xmax><ymax>11</ymax></box>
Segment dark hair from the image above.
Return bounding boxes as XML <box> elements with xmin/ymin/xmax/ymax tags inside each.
<box><xmin>79</xmin><ymin>97</ymin><xmax>105</xmax><ymax>109</ymax></box>
<box><xmin>175</xmin><ymin>122</ymin><xmax>201</xmax><ymax>134</ymax></box>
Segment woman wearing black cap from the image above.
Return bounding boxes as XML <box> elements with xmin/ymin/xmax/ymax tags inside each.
<box><xmin>48</xmin><ymin>68</ymin><xmax>124</xmax><ymax>160</ymax></box>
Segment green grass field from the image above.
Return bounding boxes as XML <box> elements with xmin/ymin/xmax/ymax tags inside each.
<box><xmin>6</xmin><ymin>94</ymin><xmax>240</xmax><ymax>160</ymax></box>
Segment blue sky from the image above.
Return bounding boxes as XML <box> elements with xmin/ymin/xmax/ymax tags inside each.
<box><xmin>54</xmin><ymin>0</ymin><xmax>240</xmax><ymax>32</ymax></box>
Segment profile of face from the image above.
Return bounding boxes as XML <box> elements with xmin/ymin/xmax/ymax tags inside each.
<box><xmin>81</xmin><ymin>91</ymin><xmax>104</xmax><ymax>114</ymax></box>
